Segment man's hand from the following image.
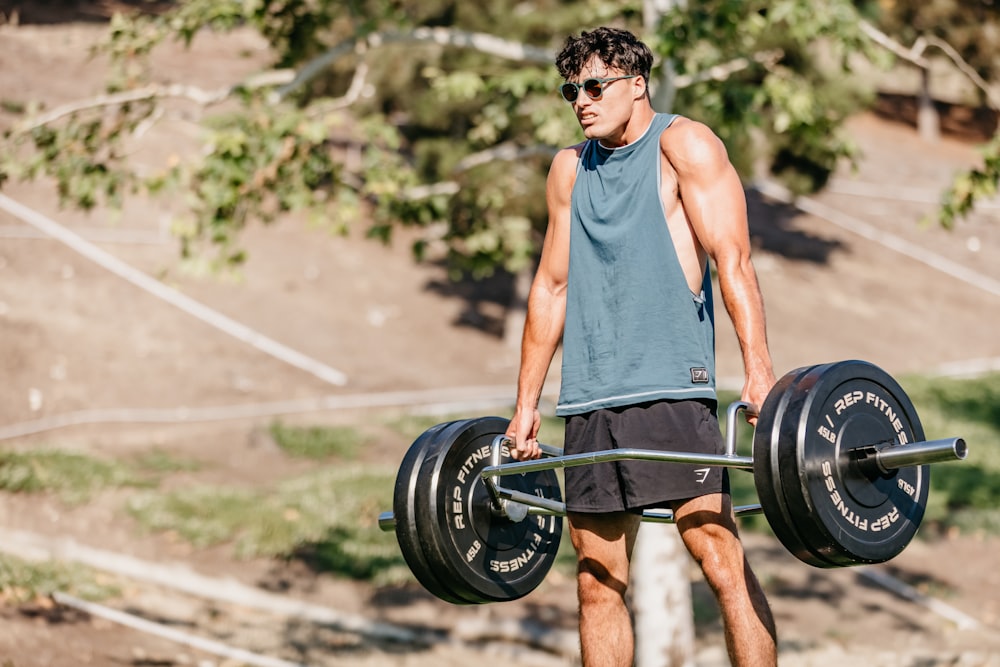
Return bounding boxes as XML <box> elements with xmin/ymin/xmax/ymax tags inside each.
<box><xmin>506</xmin><ymin>405</ymin><xmax>542</xmax><ymax>460</ymax></box>
<box><xmin>741</xmin><ymin>369</ymin><xmax>777</xmax><ymax>426</ymax></box>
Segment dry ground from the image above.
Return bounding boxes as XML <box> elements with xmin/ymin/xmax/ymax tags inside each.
<box><xmin>0</xmin><ymin>11</ymin><xmax>999</xmax><ymax>667</ymax></box>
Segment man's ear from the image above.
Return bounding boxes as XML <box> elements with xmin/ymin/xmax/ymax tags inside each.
<box><xmin>633</xmin><ymin>75</ymin><xmax>647</xmax><ymax>100</ymax></box>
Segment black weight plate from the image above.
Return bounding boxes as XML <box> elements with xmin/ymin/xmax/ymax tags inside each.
<box><xmin>392</xmin><ymin>420</ymin><xmax>475</xmax><ymax>604</ymax></box>
<box><xmin>779</xmin><ymin>360</ymin><xmax>928</xmax><ymax>567</ymax></box>
<box><xmin>415</xmin><ymin>417</ymin><xmax>563</xmax><ymax>604</ymax></box>
<box><xmin>753</xmin><ymin>364</ymin><xmax>821</xmax><ymax>565</ymax></box>
<box><xmin>767</xmin><ymin>363</ymin><xmax>847</xmax><ymax>567</ymax></box>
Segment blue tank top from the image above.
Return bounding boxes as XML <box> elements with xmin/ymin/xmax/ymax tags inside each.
<box><xmin>556</xmin><ymin>113</ymin><xmax>717</xmax><ymax>416</ymax></box>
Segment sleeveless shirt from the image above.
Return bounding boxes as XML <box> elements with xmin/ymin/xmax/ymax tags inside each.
<box><xmin>555</xmin><ymin>113</ymin><xmax>718</xmax><ymax>416</ymax></box>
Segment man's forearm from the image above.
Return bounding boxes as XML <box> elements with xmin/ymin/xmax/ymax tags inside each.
<box><xmin>718</xmin><ymin>256</ymin><xmax>773</xmax><ymax>377</ymax></box>
<box><xmin>515</xmin><ymin>284</ymin><xmax>566</xmax><ymax>409</ymax></box>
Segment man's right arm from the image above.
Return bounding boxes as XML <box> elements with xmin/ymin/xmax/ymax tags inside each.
<box><xmin>506</xmin><ymin>145</ymin><xmax>577</xmax><ymax>460</ymax></box>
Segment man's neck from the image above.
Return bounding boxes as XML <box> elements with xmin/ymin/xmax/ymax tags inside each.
<box><xmin>597</xmin><ymin>103</ymin><xmax>656</xmax><ymax>148</ymax></box>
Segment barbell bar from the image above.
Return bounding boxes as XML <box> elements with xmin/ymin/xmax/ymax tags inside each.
<box><xmin>377</xmin><ymin>360</ymin><xmax>970</xmax><ymax>604</ymax></box>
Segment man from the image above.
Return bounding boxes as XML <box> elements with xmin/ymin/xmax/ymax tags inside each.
<box><xmin>505</xmin><ymin>27</ymin><xmax>778</xmax><ymax>666</ymax></box>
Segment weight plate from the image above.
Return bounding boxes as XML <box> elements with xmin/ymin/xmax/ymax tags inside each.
<box><xmin>753</xmin><ymin>364</ymin><xmax>819</xmax><ymax>565</ymax></box>
<box><xmin>415</xmin><ymin>417</ymin><xmax>563</xmax><ymax>604</ymax></box>
<box><xmin>392</xmin><ymin>420</ymin><xmax>475</xmax><ymax>604</ymax></box>
<box><xmin>768</xmin><ymin>360</ymin><xmax>929</xmax><ymax>567</ymax></box>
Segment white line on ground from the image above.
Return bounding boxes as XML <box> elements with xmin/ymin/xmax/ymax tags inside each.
<box><xmin>52</xmin><ymin>592</ymin><xmax>307</xmax><ymax>667</ymax></box>
<box><xmin>826</xmin><ymin>178</ymin><xmax>1000</xmax><ymax>210</ymax></box>
<box><xmin>0</xmin><ymin>193</ymin><xmax>348</xmax><ymax>387</ymax></box>
<box><xmin>0</xmin><ymin>224</ymin><xmax>170</xmax><ymax>244</ymax></box>
<box><xmin>752</xmin><ymin>180</ymin><xmax>1000</xmax><ymax>300</ymax></box>
<box><xmin>858</xmin><ymin>568</ymin><xmax>982</xmax><ymax>631</ymax></box>
<box><xmin>0</xmin><ymin>527</ymin><xmax>424</xmax><ymax>645</ymax></box>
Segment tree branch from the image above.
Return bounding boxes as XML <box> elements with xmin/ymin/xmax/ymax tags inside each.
<box><xmin>923</xmin><ymin>34</ymin><xmax>1000</xmax><ymax>110</ymax></box>
<box><xmin>859</xmin><ymin>19</ymin><xmax>1000</xmax><ymax>111</ymax></box>
<box><xmin>274</xmin><ymin>27</ymin><xmax>553</xmax><ymax>102</ymax></box>
<box><xmin>858</xmin><ymin>19</ymin><xmax>930</xmax><ymax>68</ymax></box>
<box><xmin>455</xmin><ymin>143</ymin><xmax>558</xmax><ymax>172</ymax></box>
<box><xmin>13</xmin><ymin>70</ymin><xmax>295</xmax><ymax>133</ymax></box>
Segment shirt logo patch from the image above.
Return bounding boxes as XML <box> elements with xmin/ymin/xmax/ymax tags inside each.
<box><xmin>690</xmin><ymin>367</ymin><xmax>710</xmax><ymax>384</ymax></box>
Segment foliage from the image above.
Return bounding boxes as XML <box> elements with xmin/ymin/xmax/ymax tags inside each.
<box><xmin>656</xmin><ymin>0</ymin><xmax>883</xmax><ymax>193</ymax></box>
<box><xmin>1</xmin><ymin>0</ymin><xmax>998</xmax><ymax>277</ymax></box>
<box><xmin>935</xmin><ymin>132</ymin><xmax>1000</xmax><ymax>228</ymax></box>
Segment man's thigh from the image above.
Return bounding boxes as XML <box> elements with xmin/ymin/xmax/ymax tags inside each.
<box><xmin>568</xmin><ymin>511</ymin><xmax>642</xmax><ymax>588</ymax></box>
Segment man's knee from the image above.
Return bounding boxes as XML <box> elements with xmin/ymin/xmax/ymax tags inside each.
<box><xmin>698</xmin><ymin>547</ymin><xmax>748</xmax><ymax>595</ymax></box>
<box><xmin>577</xmin><ymin>555</ymin><xmax>629</xmax><ymax>605</ymax></box>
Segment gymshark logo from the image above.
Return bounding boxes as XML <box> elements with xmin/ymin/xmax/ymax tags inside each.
<box><xmin>694</xmin><ymin>468</ymin><xmax>711</xmax><ymax>484</ymax></box>
<box><xmin>690</xmin><ymin>367</ymin><xmax>709</xmax><ymax>384</ymax></box>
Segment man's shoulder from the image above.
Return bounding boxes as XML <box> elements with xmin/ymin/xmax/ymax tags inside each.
<box><xmin>551</xmin><ymin>142</ymin><xmax>586</xmax><ymax>170</ymax></box>
<box><xmin>559</xmin><ymin>141</ymin><xmax>588</xmax><ymax>156</ymax></box>
<box><xmin>659</xmin><ymin>116</ymin><xmax>727</xmax><ymax>165</ymax></box>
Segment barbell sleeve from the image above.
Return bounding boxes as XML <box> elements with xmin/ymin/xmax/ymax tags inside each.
<box><xmin>872</xmin><ymin>437</ymin><xmax>967</xmax><ymax>474</ymax></box>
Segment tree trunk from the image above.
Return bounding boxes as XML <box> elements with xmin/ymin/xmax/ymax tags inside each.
<box><xmin>917</xmin><ymin>66</ymin><xmax>940</xmax><ymax>143</ymax></box>
<box><xmin>631</xmin><ymin>4</ymin><xmax>698</xmax><ymax>667</ymax></box>
<box><xmin>504</xmin><ymin>265</ymin><xmax>532</xmax><ymax>350</ymax></box>
<box><xmin>631</xmin><ymin>523</ymin><xmax>696</xmax><ymax>667</ymax></box>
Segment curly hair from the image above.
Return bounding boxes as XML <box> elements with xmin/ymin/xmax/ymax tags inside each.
<box><xmin>555</xmin><ymin>27</ymin><xmax>653</xmax><ymax>85</ymax></box>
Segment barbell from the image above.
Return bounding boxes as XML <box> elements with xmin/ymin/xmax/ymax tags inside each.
<box><xmin>377</xmin><ymin>360</ymin><xmax>968</xmax><ymax>605</ymax></box>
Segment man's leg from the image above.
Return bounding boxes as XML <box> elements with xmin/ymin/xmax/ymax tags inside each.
<box><xmin>672</xmin><ymin>493</ymin><xmax>777</xmax><ymax>666</ymax></box>
<box><xmin>567</xmin><ymin>510</ymin><xmax>641</xmax><ymax>667</ymax></box>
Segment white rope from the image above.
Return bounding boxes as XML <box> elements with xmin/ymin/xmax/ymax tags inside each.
<box><xmin>0</xmin><ymin>385</ymin><xmax>516</xmax><ymax>441</ymax></box>
<box><xmin>52</xmin><ymin>592</ymin><xmax>307</xmax><ymax>667</ymax></box>
<box><xmin>857</xmin><ymin>568</ymin><xmax>982</xmax><ymax>631</ymax></box>
<box><xmin>0</xmin><ymin>194</ymin><xmax>348</xmax><ymax>387</ymax></box>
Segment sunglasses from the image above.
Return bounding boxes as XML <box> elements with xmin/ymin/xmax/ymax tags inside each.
<box><xmin>559</xmin><ymin>75</ymin><xmax>638</xmax><ymax>102</ymax></box>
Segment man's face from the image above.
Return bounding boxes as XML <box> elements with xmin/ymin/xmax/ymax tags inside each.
<box><xmin>564</xmin><ymin>57</ymin><xmax>640</xmax><ymax>142</ymax></box>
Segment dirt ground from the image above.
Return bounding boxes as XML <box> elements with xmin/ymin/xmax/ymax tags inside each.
<box><xmin>0</xmin><ymin>8</ymin><xmax>999</xmax><ymax>667</ymax></box>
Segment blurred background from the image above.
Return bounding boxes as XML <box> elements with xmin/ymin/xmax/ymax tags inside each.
<box><xmin>0</xmin><ymin>1</ymin><xmax>998</xmax><ymax>666</ymax></box>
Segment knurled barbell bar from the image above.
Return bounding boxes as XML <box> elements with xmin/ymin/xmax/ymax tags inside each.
<box><xmin>377</xmin><ymin>360</ymin><xmax>969</xmax><ymax>605</ymax></box>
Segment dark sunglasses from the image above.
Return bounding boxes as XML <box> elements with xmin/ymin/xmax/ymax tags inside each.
<box><xmin>559</xmin><ymin>75</ymin><xmax>638</xmax><ymax>102</ymax></box>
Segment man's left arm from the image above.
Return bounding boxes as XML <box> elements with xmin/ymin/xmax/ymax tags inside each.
<box><xmin>663</xmin><ymin>118</ymin><xmax>776</xmax><ymax>415</ymax></box>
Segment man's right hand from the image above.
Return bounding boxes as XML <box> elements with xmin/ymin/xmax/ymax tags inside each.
<box><xmin>506</xmin><ymin>405</ymin><xmax>542</xmax><ymax>460</ymax></box>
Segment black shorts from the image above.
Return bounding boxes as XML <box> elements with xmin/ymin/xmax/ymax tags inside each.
<box><xmin>563</xmin><ymin>399</ymin><xmax>729</xmax><ymax>513</ymax></box>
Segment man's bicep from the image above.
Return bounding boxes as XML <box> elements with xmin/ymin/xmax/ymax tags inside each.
<box><xmin>667</xmin><ymin>122</ymin><xmax>751</xmax><ymax>260</ymax></box>
<box><xmin>537</xmin><ymin>149</ymin><xmax>577</xmax><ymax>288</ymax></box>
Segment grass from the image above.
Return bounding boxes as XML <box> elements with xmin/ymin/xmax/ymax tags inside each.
<box><xmin>268</xmin><ymin>421</ymin><xmax>369</xmax><ymax>460</ymax></box>
<box><xmin>0</xmin><ymin>554</ymin><xmax>119</xmax><ymax>603</ymax></box>
<box><xmin>126</xmin><ymin>462</ymin><xmax>409</xmax><ymax>583</ymax></box>
<box><xmin>0</xmin><ymin>450</ymin><xmax>146</xmax><ymax>504</ymax></box>
<box><xmin>900</xmin><ymin>372</ymin><xmax>1000</xmax><ymax>532</ymax></box>
<box><xmin>131</xmin><ymin>448</ymin><xmax>203</xmax><ymax>475</ymax></box>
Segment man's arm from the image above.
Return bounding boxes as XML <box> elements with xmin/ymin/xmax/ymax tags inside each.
<box><xmin>663</xmin><ymin>118</ymin><xmax>776</xmax><ymax>415</ymax></box>
<box><xmin>506</xmin><ymin>145</ymin><xmax>577</xmax><ymax>460</ymax></box>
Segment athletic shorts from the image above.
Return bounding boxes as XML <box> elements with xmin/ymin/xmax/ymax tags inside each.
<box><xmin>563</xmin><ymin>398</ymin><xmax>729</xmax><ymax>513</ymax></box>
